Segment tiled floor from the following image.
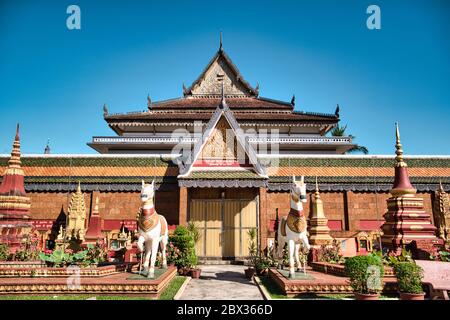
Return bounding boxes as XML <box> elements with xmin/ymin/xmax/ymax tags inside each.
<box><xmin>179</xmin><ymin>265</ymin><xmax>264</xmax><ymax>300</ymax></box>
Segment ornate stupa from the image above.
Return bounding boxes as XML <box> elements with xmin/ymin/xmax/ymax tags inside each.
<box><xmin>381</xmin><ymin>123</ymin><xmax>439</xmax><ymax>257</ymax></box>
<box><xmin>308</xmin><ymin>177</ymin><xmax>333</xmax><ymax>246</ymax></box>
<box><xmin>433</xmin><ymin>181</ymin><xmax>449</xmax><ymax>241</ymax></box>
<box><xmin>66</xmin><ymin>182</ymin><xmax>87</xmax><ymax>241</ymax></box>
<box><xmin>0</xmin><ymin>124</ymin><xmax>32</xmax><ymax>252</ymax></box>
<box><xmin>84</xmin><ymin>196</ymin><xmax>104</xmax><ymax>245</ymax></box>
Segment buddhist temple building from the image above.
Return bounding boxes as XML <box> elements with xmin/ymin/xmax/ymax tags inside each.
<box><xmin>0</xmin><ymin>43</ymin><xmax>449</xmax><ymax>260</ymax></box>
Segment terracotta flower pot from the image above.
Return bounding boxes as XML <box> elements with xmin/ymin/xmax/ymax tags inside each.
<box><xmin>399</xmin><ymin>292</ymin><xmax>425</xmax><ymax>300</ymax></box>
<box><xmin>354</xmin><ymin>293</ymin><xmax>379</xmax><ymax>300</ymax></box>
<box><xmin>190</xmin><ymin>268</ymin><xmax>201</xmax><ymax>279</ymax></box>
<box><xmin>178</xmin><ymin>267</ymin><xmax>188</xmax><ymax>276</ymax></box>
<box><xmin>245</xmin><ymin>268</ymin><xmax>256</xmax><ymax>279</ymax></box>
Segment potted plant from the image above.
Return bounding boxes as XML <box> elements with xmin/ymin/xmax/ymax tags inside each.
<box><xmin>344</xmin><ymin>254</ymin><xmax>384</xmax><ymax>300</ymax></box>
<box><xmin>255</xmin><ymin>256</ymin><xmax>271</xmax><ymax>276</ymax></box>
<box><xmin>394</xmin><ymin>261</ymin><xmax>425</xmax><ymax>300</ymax></box>
<box><xmin>187</xmin><ymin>222</ymin><xmax>202</xmax><ymax>278</ymax></box>
<box><xmin>245</xmin><ymin>228</ymin><xmax>257</xmax><ymax>279</ymax></box>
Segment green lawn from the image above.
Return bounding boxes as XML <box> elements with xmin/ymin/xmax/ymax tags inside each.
<box><xmin>0</xmin><ymin>276</ymin><xmax>187</xmax><ymax>300</ymax></box>
<box><xmin>258</xmin><ymin>276</ymin><xmax>398</xmax><ymax>300</ymax></box>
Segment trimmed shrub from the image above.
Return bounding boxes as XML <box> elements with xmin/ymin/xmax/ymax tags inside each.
<box><xmin>168</xmin><ymin>225</ymin><xmax>198</xmax><ymax>269</ymax></box>
<box><xmin>394</xmin><ymin>262</ymin><xmax>424</xmax><ymax>294</ymax></box>
<box><xmin>344</xmin><ymin>254</ymin><xmax>385</xmax><ymax>294</ymax></box>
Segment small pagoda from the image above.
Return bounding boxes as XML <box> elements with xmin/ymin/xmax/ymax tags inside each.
<box><xmin>65</xmin><ymin>182</ymin><xmax>87</xmax><ymax>242</ymax></box>
<box><xmin>381</xmin><ymin>123</ymin><xmax>440</xmax><ymax>258</ymax></box>
<box><xmin>0</xmin><ymin>125</ymin><xmax>33</xmax><ymax>253</ymax></box>
<box><xmin>433</xmin><ymin>182</ymin><xmax>449</xmax><ymax>241</ymax></box>
<box><xmin>84</xmin><ymin>196</ymin><xmax>105</xmax><ymax>245</ymax></box>
<box><xmin>308</xmin><ymin>178</ymin><xmax>333</xmax><ymax>246</ymax></box>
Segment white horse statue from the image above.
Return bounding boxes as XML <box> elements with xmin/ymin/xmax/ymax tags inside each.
<box><xmin>277</xmin><ymin>176</ymin><xmax>311</xmax><ymax>279</ymax></box>
<box><xmin>136</xmin><ymin>180</ymin><xmax>169</xmax><ymax>278</ymax></box>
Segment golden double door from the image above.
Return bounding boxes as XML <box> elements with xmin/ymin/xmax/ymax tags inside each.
<box><xmin>189</xmin><ymin>199</ymin><xmax>257</xmax><ymax>258</ymax></box>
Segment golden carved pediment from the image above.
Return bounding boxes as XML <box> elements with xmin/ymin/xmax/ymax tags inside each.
<box><xmin>200</xmin><ymin>117</ymin><xmax>239</xmax><ymax>161</ymax></box>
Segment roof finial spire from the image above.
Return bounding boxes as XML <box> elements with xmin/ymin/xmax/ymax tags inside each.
<box><xmin>44</xmin><ymin>138</ymin><xmax>51</xmax><ymax>154</ymax></box>
<box><xmin>103</xmin><ymin>104</ymin><xmax>108</xmax><ymax>117</ymax></box>
<box><xmin>15</xmin><ymin>123</ymin><xmax>20</xmax><ymax>141</ymax></box>
<box><xmin>219</xmin><ymin>31</ymin><xmax>223</xmax><ymax>51</ymax></box>
<box><xmin>395</xmin><ymin>122</ymin><xmax>407</xmax><ymax>167</ymax></box>
<box><xmin>291</xmin><ymin>94</ymin><xmax>295</xmax><ymax>106</ymax></box>
<box><xmin>220</xmin><ymin>79</ymin><xmax>227</xmax><ymax>108</ymax></box>
<box><xmin>335</xmin><ymin>104</ymin><xmax>340</xmax><ymax>117</ymax></box>
<box><xmin>147</xmin><ymin>94</ymin><xmax>152</xmax><ymax>110</ymax></box>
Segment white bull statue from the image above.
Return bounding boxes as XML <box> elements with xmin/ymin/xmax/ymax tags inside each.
<box><xmin>277</xmin><ymin>176</ymin><xmax>311</xmax><ymax>278</ymax></box>
<box><xmin>136</xmin><ymin>180</ymin><xmax>168</xmax><ymax>278</ymax></box>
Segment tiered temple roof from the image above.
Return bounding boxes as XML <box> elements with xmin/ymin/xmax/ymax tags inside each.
<box><xmin>90</xmin><ymin>44</ymin><xmax>351</xmax><ymax>154</ymax></box>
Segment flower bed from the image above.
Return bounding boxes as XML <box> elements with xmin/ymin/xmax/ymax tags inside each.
<box><xmin>0</xmin><ymin>261</ymin><xmax>46</xmax><ymax>269</ymax></box>
<box><xmin>311</xmin><ymin>261</ymin><xmax>395</xmax><ymax>277</ymax></box>
<box><xmin>0</xmin><ymin>264</ymin><xmax>126</xmax><ymax>278</ymax></box>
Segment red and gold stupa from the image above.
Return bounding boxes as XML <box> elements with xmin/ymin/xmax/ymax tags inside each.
<box><xmin>381</xmin><ymin>123</ymin><xmax>439</xmax><ymax>257</ymax></box>
<box><xmin>0</xmin><ymin>124</ymin><xmax>32</xmax><ymax>252</ymax></box>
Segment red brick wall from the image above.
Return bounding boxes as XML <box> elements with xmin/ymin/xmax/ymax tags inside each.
<box><xmin>26</xmin><ymin>189</ymin><xmax>436</xmax><ymax>237</ymax></box>
<box><xmin>29</xmin><ymin>192</ymin><xmax>91</xmax><ymax>220</ymax></box>
<box><xmin>28</xmin><ymin>190</ymin><xmax>180</xmax><ymax>225</ymax></box>
<box><xmin>346</xmin><ymin>191</ymin><xmax>390</xmax><ymax>231</ymax></box>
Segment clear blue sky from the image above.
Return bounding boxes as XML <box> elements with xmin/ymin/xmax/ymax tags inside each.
<box><xmin>0</xmin><ymin>0</ymin><xmax>449</xmax><ymax>154</ymax></box>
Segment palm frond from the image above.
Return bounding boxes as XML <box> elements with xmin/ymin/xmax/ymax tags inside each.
<box><xmin>331</xmin><ymin>124</ymin><xmax>347</xmax><ymax>136</ymax></box>
<box><xmin>346</xmin><ymin>145</ymin><xmax>369</xmax><ymax>154</ymax></box>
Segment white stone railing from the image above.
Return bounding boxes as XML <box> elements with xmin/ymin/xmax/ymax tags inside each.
<box><xmin>91</xmin><ymin>136</ymin><xmax>197</xmax><ymax>143</ymax></box>
<box><xmin>91</xmin><ymin>136</ymin><xmax>352</xmax><ymax>144</ymax></box>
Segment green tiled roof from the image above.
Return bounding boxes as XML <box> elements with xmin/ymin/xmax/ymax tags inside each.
<box><xmin>0</xmin><ymin>156</ymin><xmax>448</xmax><ymax>168</ymax></box>
<box><xmin>261</xmin><ymin>157</ymin><xmax>450</xmax><ymax>168</ymax></box>
<box><xmin>0</xmin><ymin>157</ymin><xmax>175</xmax><ymax>167</ymax></box>
<box><xmin>181</xmin><ymin>170</ymin><xmax>265</xmax><ymax>180</ymax></box>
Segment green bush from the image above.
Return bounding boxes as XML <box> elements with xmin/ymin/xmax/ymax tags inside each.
<box><xmin>394</xmin><ymin>262</ymin><xmax>424</xmax><ymax>294</ymax></box>
<box><xmin>344</xmin><ymin>254</ymin><xmax>384</xmax><ymax>294</ymax></box>
<box><xmin>11</xmin><ymin>236</ymin><xmax>40</xmax><ymax>261</ymax></box>
<box><xmin>384</xmin><ymin>248</ymin><xmax>414</xmax><ymax>267</ymax></box>
<box><xmin>83</xmin><ymin>243</ymin><xmax>108</xmax><ymax>266</ymax></box>
<box><xmin>0</xmin><ymin>244</ymin><xmax>10</xmax><ymax>261</ymax></box>
<box><xmin>317</xmin><ymin>240</ymin><xmax>344</xmax><ymax>264</ymax></box>
<box><xmin>168</xmin><ymin>225</ymin><xmax>198</xmax><ymax>269</ymax></box>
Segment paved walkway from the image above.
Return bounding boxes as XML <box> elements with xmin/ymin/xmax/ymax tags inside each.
<box><xmin>179</xmin><ymin>265</ymin><xmax>263</xmax><ymax>300</ymax></box>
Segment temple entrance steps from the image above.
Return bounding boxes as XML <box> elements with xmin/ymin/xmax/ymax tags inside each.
<box><xmin>197</xmin><ymin>258</ymin><xmax>248</xmax><ymax>265</ymax></box>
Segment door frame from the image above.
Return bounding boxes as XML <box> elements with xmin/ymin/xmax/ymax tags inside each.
<box><xmin>187</xmin><ymin>190</ymin><xmax>259</xmax><ymax>260</ymax></box>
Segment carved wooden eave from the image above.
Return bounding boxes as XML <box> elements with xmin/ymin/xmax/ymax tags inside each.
<box><xmin>183</xmin><ymin>48</ymin><xmax>259</xmax><ymax>98</ymax></box>
<box><xmin>177</xmin><ymin>97</ymin><xmax>268</xmax><ymax>180</ymax></box>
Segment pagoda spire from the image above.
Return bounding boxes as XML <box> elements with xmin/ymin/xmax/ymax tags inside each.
<box><xmin>219</xmin><ymin>31</ymin><xmax>223</xmax><ymax>51</ymax></box>
<box><xmin>391</xmin><ymin>123</ymin><xmax>416</xmax><ymax>197</ymax></box>
<box><xmin>0</xmin><ymin>124</ymin><xmax>32</xmax><ymax>253</ymax></box>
